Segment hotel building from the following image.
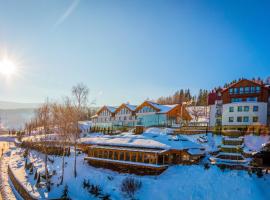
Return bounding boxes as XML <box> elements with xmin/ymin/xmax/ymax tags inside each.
<box><xmin>209</xmin><ymin>79</ymin><xmax>270</xmax><ymax>132</ymax></box>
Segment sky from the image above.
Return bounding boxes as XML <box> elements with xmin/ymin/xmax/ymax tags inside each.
<box><xmin>0</xmin><ymin>0</ymin><xmax>269</xmax><ymax>106</ymax></box>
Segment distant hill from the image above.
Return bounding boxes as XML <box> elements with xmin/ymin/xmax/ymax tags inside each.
<box><xmin>0</xmin><ymin>101</ymin><xmax>41</xmax><ymax>110</ymax></box>
<box><xmin>0</xmin><ymin>108</ymin><xmax>36</xmax><ymax>130</ymax></box>
<box><xmin>0</xmin><ymin>101</ymin><xmax>39</xmax><ymax>130</ymax></box>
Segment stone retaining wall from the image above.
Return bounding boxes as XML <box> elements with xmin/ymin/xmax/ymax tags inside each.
<box><xmin>8</xmin><ymin>165</ymin><xmax>38</xmax><ymax>200</ymax></box>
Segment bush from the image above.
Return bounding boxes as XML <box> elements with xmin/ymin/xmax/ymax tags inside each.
<box><xmin>121</xmin><ymin>177</ymin><xmax>142</xmax><ymax>199</ymax></box>
<box><xmin>29</xmin><ymin>165</ymin><xmax>34</xmax><ymax>174</ymax></box>
<box><xmin>36</xmin><ymin>173</ymin><xmax>41</xmax><ymax>187</ymax></box>
<box><xmin>219</xmin><ymin>165</ymin><xmax>226</xmax><ymax>172</ymax></box>
<box><xmin>23</xmin><ymin>148</ymin><xmax>29</xmax><ymax>158</ymax></box>
<box><xmin>204</xmin><ymin>163</ymin><xmax>210</xmax><ymax>170</ymax></box>
<box><xmin>61</xmin><ymin>184</ymin><xmax>69</xmax><ymax>199</ymax></box>
<box><xmin>83</xmin><ymin>179</ymin><xmax>91</xmax><ymax>189</ymax></box>
<box><xmin>89</xmin><ymin>184</ymin><xmax>102</xmax><ymax>197</ymax></box>
<box><xmin>256</xmin><ymin>169</ymin><xmax>263</xmax><ymax>178</ymax></box>
<box><xmin>34</xmin><ymin>170</ymin><xmax>38</xmax><ymax>180</ymax></box>
<box><xmin>101</xmin><ymin>194</ymin><xmax>111</xmax><ymax>200</ymax></box>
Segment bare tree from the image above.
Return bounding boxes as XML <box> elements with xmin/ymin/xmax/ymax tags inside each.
<box><xmin>71</xmin><ymin>83</ymin><xmax>89</xmax><ymax>177</ymax></box>
<box><xmin>35</xmin><ymin>99</ymin><xmax>51</xmax><ymax>190</ymax></box>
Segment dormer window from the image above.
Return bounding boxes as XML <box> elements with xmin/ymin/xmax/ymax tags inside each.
<box><xmin>256</xmin><ymin>86</ymin><xmax>261</xmax><ymax>93</ymax></box>
<box><xmin>239</xmin><ymin>87</ymin><xmax>244</xmax><ymax>94</ymax></box>
<box><xmin>244</xmin><ymin>87</ymin><xmax>249</xmax><ymax>93</ymax></box>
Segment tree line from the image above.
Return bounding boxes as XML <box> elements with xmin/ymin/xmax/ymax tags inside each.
<box><xmin>156</xmin><ymin>89</ymin><xmax>209</xmax><ymax>106</ymax></box>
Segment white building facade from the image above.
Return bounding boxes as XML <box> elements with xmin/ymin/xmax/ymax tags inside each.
<box><xmin>222</xmin><ymin>102</ymin><xmax>267</xmax><ymax>126</ymax></box>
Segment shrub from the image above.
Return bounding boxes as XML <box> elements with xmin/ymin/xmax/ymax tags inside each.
<box><xmin>36</xmin><ymin>173</ymin><xmax>41</xmax><ymax>187</ymax></box>
<box><xmin>219</xmin><ymin>165</ymin><xmax>226</xmax><ymax>172</ymax></box>
<box><xmin>204</xmin><ymin>163</ymin><xmax>210</xmax><ymax>170</ymax></box>
<box><xmin>29</xmin><ymin>165</ymin><xmax>34</xmax><ymax>174</ymax></box>
<box><xmin>24</xmin><ymin>159</ymin><xmax>28</xmax><ymax>169</ymax></box>
<box><xmin>61</xmin><ymin>184</ymin><xmax>69</xmax><ymax>199</ymax></box>
<box><xmin>89</xmin><ymin>184</ymin><xmax>102</xmax><ymax>197</ymax></box>
<box><xmin>34</xmin><ymin>170</ymin><xmax>38</xmax><ymax>180</ymax></box>
<box><xmin>83</xmin><ymin>179</ymin><xmax>91</xmax><ymax>189</ymax></box>
<box><xmin>23</xmin><ymin>148</ymin><xmax>29</xmax><ymax>158</ymax></box>
<box><xmin>121</xmin><ymin>177</ymin><xmax>142</xmax><ymax>199</ymax></box>
<box><xmin>101</xmin><ymin>194</ymin><xmax>111</xmax><ymax>200</ymax></box>
<box><xmin>256</xmin><ymin>169</ymin><xmax>263</xmax><ymax>178</ymax></box>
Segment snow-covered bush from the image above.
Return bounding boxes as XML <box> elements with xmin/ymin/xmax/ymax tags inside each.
<box><xmin>256</xmin><ymin>168</ymin><xmax>263</xmax><ymax>178</ymax></box>
<box><xmin>82</xmin><ymin>179</ymin><xmax>91</xmax><ymax>189</ymax></box>
<box><xmin>121</xmin><ymin>177</ymin><xmax>142</xmax><ymax>199</ymax></box>
<box><xmin>89</xmin><ymin>184</ymin><xmax>102</xmax><ymax>197</ymax></box>
<box><xmin>204</xmin><ymin>163</ymin><xmax>210</xmax><ymax>170</ymax></box>
<box><xmin>34</xmin><ymin>170</ymin><xmax>38</xmax><ymax>180</ymax></box>
<box><xmin>101</xmin><ymin>194</ymin><xmax>111</xmax><ymax>200</ymax></box>
<box><xmin>61</xmin><ymin>184</ymin><xmax>70</xmax><ymax>199</ymax></box>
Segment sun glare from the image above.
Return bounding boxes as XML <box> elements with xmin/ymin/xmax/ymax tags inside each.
<box><xmin>0</xmin><ymin>58</ymin><xmax>17</xmax><ymax>76</ymax></box>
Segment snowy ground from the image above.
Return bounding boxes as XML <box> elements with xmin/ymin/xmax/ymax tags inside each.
<box><xmin>6</xmin><ymin>145</ymin><xmax>270</xmax><ymax>200</ymax></box>
<box><xmin>4</xmin><ymin>130</ymin><xmax>270</xmax><ymax>200</ymax></box>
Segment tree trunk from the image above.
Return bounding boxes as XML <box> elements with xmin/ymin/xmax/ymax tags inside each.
<box><xmin>45</xmin><ymin>153</ymin><xmax>49</xmax><ymax>188</ymax></box>
<box><xmin>60</xmin><ymin>148</ymin><xmax>65</xmax><ymax>185</ymax></box>
<box><xmin>74</xmin><ymin>143</ymin><xmax>77</xmax><ymax>178</ymax></box>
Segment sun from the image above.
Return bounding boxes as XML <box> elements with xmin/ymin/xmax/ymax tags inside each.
<box><xmin>0</xmin><ymin>58</ymin><xmax>17</xmax><ymax>76</ymax></box>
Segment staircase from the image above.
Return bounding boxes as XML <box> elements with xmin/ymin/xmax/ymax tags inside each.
<box><xmin>210</xmin><ymin>130</ymin><xmax>249</xmax><ymax>167</ymax></box>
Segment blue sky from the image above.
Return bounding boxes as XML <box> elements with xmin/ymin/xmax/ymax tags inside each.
<box><xmin>0</xmin><ymin>0</ymin><xmax>269</xmax><ymax>106</ymax></box>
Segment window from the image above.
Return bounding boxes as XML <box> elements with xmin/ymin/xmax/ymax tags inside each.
<box><xmin>253</xmin><ymin>116</ymin><xmax>258</xmax><ymax>122</ymax></box>
<box><xmin>256</xmin><ymin>86</ymin><xmax>261</xmax><ymax>93</ymax></box>
<box><xmin>247</xmin><ymin>97</ymin><xmax>257</xmax><ymax>102</ymax></box>
<box><xmin>253</xmin><ymin>106</ymin><xmax>259</xmax><ymax>112</ymax></box>
<box><xmin>244</xmin><ymin>106</ymin><xmax>249</xmax><ymax>112</ymax></box>
<box><xmin>239</xmin><ymin>87</ymin><xmax>244</xmax><ymax>94</ymax></box>
<box><xmin>251</xmin><ymin>86</ymin><xmax>255</xmax><ymax>93</ymax></box>
<box><xmin>237</xmin><ymin>116</ymin><xmax>242</xmax><ymax>122</ymax></box>
<box><xmin>244</xmin><ymin>87</ymin><xmax>250</xmax><ymax>93</ymax></box>
<box><xmin>229</xmin><ymin>107</ymin><xmax>234</xmax><ymax>112</ymax></box>
<box><xmin>229</xmin><ymin>117</ymin><xmax>234</xmax><ymax>122</ymax></box>
<box><xmin>229</xmin><ymin>88</ymin><xmax>233</xmax><ymax>94</ymax></box>
<box><xmin>243</xmin><ymin>116</ymin><xmax>249</xmax><ymax>122</ymax></box>
<box><xmin>232</xmin><ymin>98</ymin><xmax>242</xmax><ymax>103</ymax></box>
<box><xmin>234</xmin><ymin>88</ymin><xmax>239</xmax><ymax>94</ymax></box>
<box><xmin>237</xmin><ymin>106</ymin><xmax>242</xmax><ymax>112</ymax></box>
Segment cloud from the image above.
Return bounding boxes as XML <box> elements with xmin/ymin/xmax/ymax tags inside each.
<box><xmin>54</xmin><ymin>0</ymin><xmax>80</xmax><ymax>28</ymax></box>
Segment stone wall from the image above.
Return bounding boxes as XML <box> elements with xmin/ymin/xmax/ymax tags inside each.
<box><xmin>8</xmin><ymin>165</ymin><xmax>38</xmax><ymax>200</ymax></box>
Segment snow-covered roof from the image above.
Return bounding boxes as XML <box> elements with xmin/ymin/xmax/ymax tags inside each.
<box><xmin>107</xmin><ymin>106</ymin><xmax>117</xmax><ymax>113</ymax></box>
<box><xmin>79</xmin><ymin>128</ymin><xmax>203</xmax><ymax>151</ymax></box>
<box><xmin>125</xmin><ymin>104</ymin><xmax>137</xmax><ymax>111</ymax></box>
<box><xmin>79</xmin><ymin>135</ymin><xmax>169</xmax><ymax>149</ymax></box>
<box><xmin>146</xmin><ymin>101</ymin><xmax>178</xmax><ymax>113</ymax></box>
<box><xmin>78</xmin><ymin>121</ymin><xmax>92</xmax><ymax>131</ymax></box>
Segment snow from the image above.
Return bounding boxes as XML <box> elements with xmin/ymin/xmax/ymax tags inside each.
<box><xmin>8</xmin><ymin>149</ymin><xmax>41</xmax><ymax>199</ymax></box>
<box><xmin>220</xmin><ymin>144</ymin><xmax>244</xmax><ymax>149</ymax></box>
<box><xmin>78</xmin><ymin>121</ymin><xmax>92</xmax><ymax>132</ymax></box>
<box><xmin>146</xmin><ymin>101</ymin><xmax>177</xmax><ymax>113</ymax></box>
<box><xmin>107</xmin><ymin>106</ymin><xmax>117</xmax><ymax>113</ymax></box>
<box><xmin>5</xmin><ymin>136</ymin><xmax>270</xmax><ymax>200</ymax></box>
<box><xmin>125</xmin><ymin>104</ymin><xmax>137</xmax><ymax>111</ymax></box>
<box><xmin>186</xmin><ymin>106</ymin><xmax>209</xmax><ymax>123</ymax></box>
<box><xmin>244</xmin><ymin>134</ymin><xmax>270</xmax><ymax>152</ymax></box>
<box><xmin>79</xmin><ymin>134</ymin><xmax>170</xmax><ymax>149</ymax></box>
<box><xmin>0</xmin><ymin>135</ymin><xmax>16</xmax><ymax>143</ymax></box>
<box><xmin>79</xmin><ymin>129</ymin><xmax>204</xmax><ymax>152</ymax></box>
<box><xmin>9</xmin><ymin>148</ymin><xmax>270</xmax><ymax>200</ymax></box>
<box><xmin>218</xmin><ymin>152</ymin><xmax>243</xmax><ymax>157</ymax></box>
